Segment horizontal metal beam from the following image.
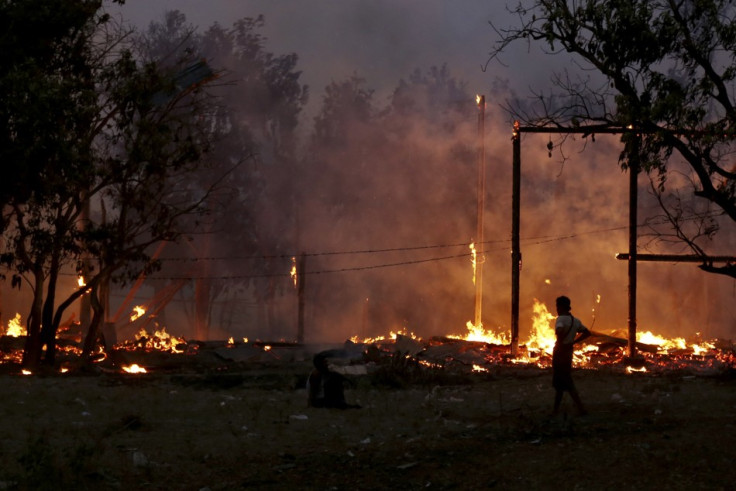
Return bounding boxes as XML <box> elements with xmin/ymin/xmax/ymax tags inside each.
<box><xmin>615</xmin><ymin>253</ymin><xmax>736</xmax><ymax>263</ymax></box>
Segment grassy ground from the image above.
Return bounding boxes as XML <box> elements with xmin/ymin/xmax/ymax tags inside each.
<box><xmin>0</xmin><ymin>362</ymin><xmax>734</xmax><ymax>490</ymax></box>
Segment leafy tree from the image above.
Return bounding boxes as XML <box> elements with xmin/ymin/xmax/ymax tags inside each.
<box><xmin>139</xmin><ymin>11</ymin><xmax>308</xmax><ymax>339</ymax></box>
<box><xmin>489</xmin><ymin>0</ymin><xmax>736</xmax><ymax>277</ymax></box>
<box><xmin>0</xmin><ymin>2</ymin><xmax>217</xmax><ymax>368</ymax></box>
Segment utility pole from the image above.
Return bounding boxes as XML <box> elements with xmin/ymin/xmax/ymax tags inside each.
<box><xmin>474</xmin><ymin>95</ymin><xmax>486</xmax><ymax>328</ymax></box>
<box><xmin>510</xmin><ymin>121</ymin><xmax>521</xmax><ymax>356</ymax></box>
<box><xmin>627</xmin><ymin>134</ymin><xmax>640</xmax><ymax>360</ymax></box>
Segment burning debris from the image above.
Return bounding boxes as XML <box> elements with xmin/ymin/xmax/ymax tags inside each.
<box><xmin>0</xmin><ymin>298</ymin><xmax>732</xmax><ymax>377</ymax></box>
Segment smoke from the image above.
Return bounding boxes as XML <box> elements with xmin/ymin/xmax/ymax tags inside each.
<box><xmin>63</xmin><ymin>1</ymin><xmax>734</xmax><ymax>344</ymax></box>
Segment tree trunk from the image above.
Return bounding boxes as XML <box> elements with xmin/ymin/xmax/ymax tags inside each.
<box><xmin>40</xmin><ymin>260</ymin><xmax>60</xmax><ymax>366</ymax></box>
<box><xmin>80</xmin><ymin>281</ymin><xmax>105</xmax><ymax>368</ymax></box>
<box><xmin>22</xmin><ymin>267</ymin><xmax>45</xmax><ymax>369</ymax></box>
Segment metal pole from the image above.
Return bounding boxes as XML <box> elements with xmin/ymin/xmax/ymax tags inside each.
<box><xmin>296</xmin><ymin>252</ymin><xmax>306</xmax><ymax>344</ymax></box>
<box><xmin>474</xmin><ymin>95</ymin><xmax>486</xmax><ymax>327</ymax></box>
<box><xmin>627</xmin><ymin>135</ymin><xmax>640</xmax><ymax>359</ymax></box>
<box><xmin>511</xmin><ymin>122</ymin><xmax>521</xmax><ymax>356</ymax></box>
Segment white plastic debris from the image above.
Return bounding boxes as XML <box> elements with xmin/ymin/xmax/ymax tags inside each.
<box><xmin>289</xmin><ymin>414</ymin><xmax>308</xmax><ymax>421</ymax></box>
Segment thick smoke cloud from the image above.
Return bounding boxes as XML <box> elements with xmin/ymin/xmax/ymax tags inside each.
<box><xmin>63</xmin><ymin>1</ymin><xmax>734</xmax><ymax>344</ymax></box>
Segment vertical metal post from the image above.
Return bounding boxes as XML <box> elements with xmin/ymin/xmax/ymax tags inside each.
<box><xmin>474</xmin><ymin>95</ymin><xmax>486</xmax><ymax>327</ymax></box>
<box><xmin>296</xmin><ymin>252</ymin><xmax>306</xmax><ymax>344</ymax></box>
<box><xmin>627</xmin><ymin>135</ymin><xmax>639</xmax><ymax>359</ymax></box>
<box><xmin>511</xmin><ymin>122</ymin><xmax>521</xmax><ymax>356</ymax></box>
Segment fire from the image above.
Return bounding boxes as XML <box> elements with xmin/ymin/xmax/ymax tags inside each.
<box><xmin>122</xmin><ymin>364</ymin><xmax>147</xmax><ymax>374</ymax></box>
<box><xmin>451</xmin><ymin>321</ymin><xmax>509</xmax><ymax>345</ymax></box>
<box><xmin>290</xmin><ymin>256</ymin><xmax>297</xmax><ymax>287</ymax></box>
<box><xmin>4</xmin><ymin>313</ymin><xmax>26</xmax><ymax>337</ymax></box>
<box><xmin>78</xmin><ymin>276</ymin><xmax>86</xmax><ymax>287</ymax></box>
<box><xmin>353</xmin><ymin>298</ymin><xmax>731</xmax><ymax>373</ymax></box>
<box><xmin>131</xmin><ymin>326</ymin><xmax>185</xmax><ymax>353</ymax></box>
<box><xmin>526</xmin><ymin>299</ymin><xmax>557</xmax><ymax>357</ymax></box>
<box><xmin>469</xmin><ymin>242</ymin><xmax>477</xmax><ymax>285</ymax></box>
<box><xmin>130</xmin><ymin>305</ymin><xmax>146</xmax><ymax>322</ymax></box>
<box><xmin>350</xmin><ymin>327</ymin><xmax>421</xmax><ymax>345</ymax></box>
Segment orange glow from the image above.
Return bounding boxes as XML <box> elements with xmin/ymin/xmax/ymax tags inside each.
<box><xmin>130</xmin><ymin>305</ymin><xmax>146</xmax><ymax>322</ymax></box>
<box><xmin>4</xmin><ymin>313</ymin><xmax>26</xmax><ymax>337</ymax></box>
<box><xmin>122</xmin><ymin>364</ymin><xmax>147</xmax><ymax>374</ymax></box>
<box><xmin>469</xmin><ymin>242</ymin><xmax>477</xmax><ymax>285</ymax></box>
<box><xmin>122</xmin><ymin>326</ymin><xmax>186</xmax><ymax>353</ymax></box>
<box><xmin>290</xmin><ymin>257</ymin><xmax>297</xmax><ymax>287</ymax></box>
<box><xmin>350</xmin><ymin>327</ymin><xmax>421</xmax><ymax>345</ymax></box>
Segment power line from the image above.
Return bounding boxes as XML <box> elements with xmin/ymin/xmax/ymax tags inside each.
<box><xmin>59</xmin><ymin>213</ymin><xmax>726</xmax><ymax>280</ymax></box>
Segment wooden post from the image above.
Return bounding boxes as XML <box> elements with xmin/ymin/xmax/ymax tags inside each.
<box><xmin>511</xmin><ymin>122</ymin><xmax>521</xmax><ymax>356</ymax></box>
<box><xmin>474</xmin><ymin>95</ymin><xmax>486</xmax><ymax>327</ymax></box>
<box><xmin>79</xmin><ymin>192</ymin><xmax>91</xmax><ymax>332</ymax></box>
<box><xmin>296</xmin><ymin>252</ymin><xmax>306</xmax><ymax>344</ymax></box>
<box><xmin>627</xmin><ymin>135</ymin><xmax>640</xmax><ymax>359</ymax></box>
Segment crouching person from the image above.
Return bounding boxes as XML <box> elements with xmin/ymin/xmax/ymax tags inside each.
<box><xmin>307</xmin><ymin>353</ymin><xmax>360</xmax><ymax>409</ymax></box>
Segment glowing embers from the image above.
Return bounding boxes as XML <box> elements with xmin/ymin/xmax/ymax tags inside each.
<box><xmin>353</xmin><ymin>298</ymin><xmax>733</xmax><ymax>375</ymax></box>
<box><xmin>115</xmin><ymin>326</ymin><xmax>187</xmax><ymax>354</ymax></box>
<box><xmin>122</xmin><ymin>363</ymin><xmax>147</xmax><ymax>374</ymax></box>
<box><xmin>349</xmin><ymin>327</ymin><xmax>421</xmax><ymax>345</ymax></box>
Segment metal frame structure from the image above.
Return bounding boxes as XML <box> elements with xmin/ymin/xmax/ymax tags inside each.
<box><xmin>509</xmin><ymin>122</ymin><xmax>735</xmax><ymax>360</ymax></box>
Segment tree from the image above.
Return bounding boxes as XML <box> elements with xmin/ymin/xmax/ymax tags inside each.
<box><xmin>138</xmin><ymin>11</ymin><xmax>308</xmax><ymax>340</ymax></box>
<box><xmin>489</xmin><ymin>0</ymin><xmax>736</xmax><ymax>277</ymax></box>
<box><xmin>301</xmin><ymin>67</ymin><xmax>479</xmax><ymax>339</ymax></box>
<box><xmin>0</xmin><ymin>2</ymin><xmax>218</xmax><ymax>369</ymax></box>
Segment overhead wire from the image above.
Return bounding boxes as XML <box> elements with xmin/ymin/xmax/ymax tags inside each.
<box><xmin>61</xmin><ymin>212</ymin><xmax>725</xmax><ymax>280</ymax></box>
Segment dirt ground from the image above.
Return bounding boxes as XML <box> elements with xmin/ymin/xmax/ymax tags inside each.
<box><xmin>0</xmin><ymin>360</ymin><xmax>735</xmax><ymax>490</ymax></box>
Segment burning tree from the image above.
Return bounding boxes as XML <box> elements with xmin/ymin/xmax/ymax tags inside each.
<box><xmin>0</xmin><ymin>2</ymin><xmax>219</xmax><ymax>369</ymax></box>
<box><xmin>490</xmin><ymin>0</ymin><xmax>736</xmax><ymax>276</ymax></box>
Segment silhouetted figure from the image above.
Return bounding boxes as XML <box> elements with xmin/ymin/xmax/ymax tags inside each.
<box><xmin>307</xmin><ymin>353</ymin><xmax>360</xmax><ymax>409</ymax></box>
<box><xmin>552</xmin><ymin>295</ymin><xmax>591</xmax><ymax>415</ymax></box>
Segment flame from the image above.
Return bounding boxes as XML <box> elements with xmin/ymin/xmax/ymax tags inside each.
<box><xmin>4</xmin><ymin>313</ymin><xmax>26</xmax><ymax>337</ymax></box>
<box><xmin>526</xmin><ymin>299</ymin><xmax>557</xmax><ymax>357</ymax></box>
<box><xmin>350</xmin><ymin>327</ymin><xmax>420</xmax><ymax>345</ymax></box>
<box><xmin>626</xmin><ymin>366</ymin><xmax>647</xmax><ymax>374</ymax></box>
<box><xmin>21</xmin><ymin>369</ymin><xmax>32</xmax><ymax>375</ymax></box>
<box><xmin>78</xmin><ymin>276</ymin><xmax>86</xmax><ymax>287</ymax></box>
<box><xmin>132</xmin><ymin>327</ymin><xmax>186</xmax><ymax>353</ymax></box>
<box><xmin>130</xmin><ymin>305</ymin><xmax>146</xmax><ymax>322</ymax></box>
<box><xmin>122</xmin><ymin>364</ymin><xmax>147</xmax><ymax>374</ymax></box>
<box><xmin>451</xmin><ymin>321</ymin><xmax>509</xmax><ymax>344</ymax></box>
<box><xmin>227</xmin><ymin>337</ymin><xmax>235</xmax><ymax>346</ymax></box>
<box><xmin>469</xmin><ymin>242</ymin><xmax>477</xmax><ymax>285</ymax></box>
<box><xmin>290</xmin><ymin>257</ymin><xmax>297</xmax><ymax>287</ymax></box>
